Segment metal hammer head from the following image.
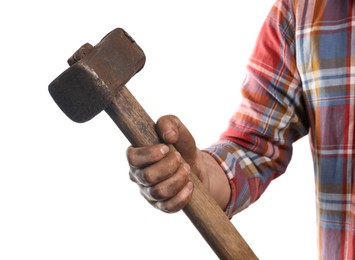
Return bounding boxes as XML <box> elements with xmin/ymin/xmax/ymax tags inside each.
<box><xmin>49</xmin><ymin>28</ymin><xmax>146</xmax><ymax>123</ymax></box>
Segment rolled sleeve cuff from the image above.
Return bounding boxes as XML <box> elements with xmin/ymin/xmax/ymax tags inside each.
<box><xmin>203</xmin><ymin>140</ymin><xmax>251</xmax><ymax>218</ymax></box>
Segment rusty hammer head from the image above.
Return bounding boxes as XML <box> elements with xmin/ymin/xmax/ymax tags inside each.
<box><xmin>49</xmin><ymin>28</ymin><xmax>146</xmax><ymax>123</ymax></box>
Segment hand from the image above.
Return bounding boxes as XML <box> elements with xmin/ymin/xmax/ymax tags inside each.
<box><xmin>127</xmin><ymin>115</ymin><xmax>230</xmax><ymax>213</ymax></box>
<box><xmin>127</xmin><ymin>115</ymin><xmax>201</xmax><ymax>213</ymax></box>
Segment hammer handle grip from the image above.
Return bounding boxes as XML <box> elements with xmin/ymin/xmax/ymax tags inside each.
<box><xmin>105</xmin><ymin>86</ymin><xmax>258</xmax><ymax>260</ymax></box>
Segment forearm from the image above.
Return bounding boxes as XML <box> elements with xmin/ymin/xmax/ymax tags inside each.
<box><xmin>196</xmin><ymin>150</ymin><xmax>231</xmax><ymax>211</ymax></box>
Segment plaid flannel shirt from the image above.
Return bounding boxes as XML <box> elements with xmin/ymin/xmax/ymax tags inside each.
<box><xmin>205</xmin><ymin>0</ymin><xmax>355</xmax><ymax>258</ymax></box>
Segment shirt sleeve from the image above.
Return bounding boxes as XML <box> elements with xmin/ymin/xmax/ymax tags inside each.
<box><xmin>204</xmin><ymin>0</ymin><xmax>309</xmax><ymax>218</ymax></box>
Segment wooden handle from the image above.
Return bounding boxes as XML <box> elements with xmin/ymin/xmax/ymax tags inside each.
<box><xmin>105</xmin><ymin>86</ymin><xmax>258</xmax><ymax>260</ymax></box>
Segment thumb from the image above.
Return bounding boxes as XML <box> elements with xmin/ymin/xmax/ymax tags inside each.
<box><xmin>156</xmin><ymin>115</ymin><xmax>197</xmax><ymax>165</ymax></box>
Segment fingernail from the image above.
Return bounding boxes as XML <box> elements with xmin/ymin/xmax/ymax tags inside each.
<box><xmin>160</xmin><ymin>145</ymin><xmax>170</xmax><ymax>155</ymax></box>
<box><xmin>183</xmin><ymin>163</ymin><xmax>190</xmax><ymax>172</ymax></box>
<box><xmin>186</xmin><ymin>181</ymin><xmax>193</xmax><ymax>191</ymax></box>
<box><xmin>174</xmin><ymin>151</ymin><xmax>182</xmax><ymax>162</ymax></box>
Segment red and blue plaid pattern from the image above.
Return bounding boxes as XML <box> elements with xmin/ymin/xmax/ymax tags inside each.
<box><xmin>205</xmin><ymin>0</ymin><xmax>355</xmax><ymax>258</ymax></box>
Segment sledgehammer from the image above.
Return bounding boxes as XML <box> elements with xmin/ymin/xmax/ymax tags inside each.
<box><xmin>48</xmin><ymin>28</ymin><xmax>257</xmax><ymax>260</ymax></box>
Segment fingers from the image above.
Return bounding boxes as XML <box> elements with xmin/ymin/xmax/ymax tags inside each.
<box><xmin>127</xmin><ymin>143</ymin><xmax>193</xmax><ymax>212</ymax></box>
<box><xmin>130</xmin><ymin>150</ymin><xmax>182</xmax><ymax>186</ymax></box>
<box><xmin>140</xmin><ymin>162</ymin><xmax>190</xmax><ymax>200</ymax></box>
<box><xmin>155</xmin><ymin>181</ymin><xmax>194</xmax><ymax>213</ymax></box>
<box><xmin>126</xmin><ymin>115</ymin><xmax>198</xmax><ymax>213</ymax></box>
<box><xmin>127</xmin><ymin>144</ymin><xmax>170</xmax><ymax>169</ymax></box>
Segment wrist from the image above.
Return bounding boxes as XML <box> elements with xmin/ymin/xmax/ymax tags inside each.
<box><xmin>197</xmin><ymin>151</ymin><xmax>231</xmax><ymax>210</ymax></box>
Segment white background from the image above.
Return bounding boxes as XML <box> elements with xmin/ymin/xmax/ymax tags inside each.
<box><xmin>1</xmin><ymin>0</ymin><xmax>316</xmax><ymax>259</ymax></box>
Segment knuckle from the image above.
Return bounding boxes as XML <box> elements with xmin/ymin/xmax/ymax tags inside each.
<box><xmin>139</xmin><ymin>187</ymin><xmax>157</xmax><ymax>204</ymax></box>
<box><xmin>157</xmin><ymin>201</ymin><xmax>179</xmax><ymax>213</ymax></box>
<box><xmin>156</xmin><ymin>115</ymin><xmax>180</xmax><ymax>141</ymax></box>
<box><xmin>127</xmin><ymin>157</ymin><xmax>139</xmax><ymax>168</ymax></box>
<box><xmin>150</xmin><ymin>185</ymin><xmax>167</xmax><ymax>201</ymax></box>
<box><xmin>126</xmin><ymin>145</ymin><xmax>165</xmax><ymax>168</ymax></box>
<box><xmin>141</xmin><ymin>168</ymin><xmax>155</xmax><ymax>185</ymax></box>
<box><xmin>157</xmin><ymin>115</ymin><xmax>174</xmax><ymax>125</ymax></box>
<box><xmin>126</xmin><ymin>147</ymin><xmax>140</xmax><ymax>167</ymax></box>
<box><xmin>129</xmin><ymin>171</ymin><xmax>135</xmax><ymax>182</ymax></box>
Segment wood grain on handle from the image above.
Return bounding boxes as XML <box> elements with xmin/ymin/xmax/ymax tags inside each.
<box><xmin>105</xmin><ymin>86</ymin><xmax>258</xmax><ymax>260</ymax></box>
